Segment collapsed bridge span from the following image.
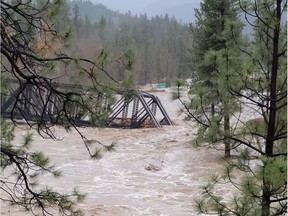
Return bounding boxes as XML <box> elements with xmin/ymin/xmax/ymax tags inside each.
<box><xmin>107</xmin><ymin>90</ymin><xmax>172</xmax><ymax>128</ymax></box>
<box><xmin>1</xmin><ymin>80</ymin><xmax>172</xmax><ymax>128</ymax></box>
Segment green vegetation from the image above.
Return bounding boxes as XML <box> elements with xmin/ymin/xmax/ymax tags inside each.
<box><xmin>188</xmin><ymin>0</ymin><xmax>244</xmax><ymax>157</ymax></box>
<box><xmin>68</xmin><ymin>0</ymin><xmax>192</xmax><ymax>84</ymax></box>
<box><xmin>175</xmin><ymin>0</ymin><xmax>287</xmax><ymax>215</ymax></box>
<box><xmin>1</xmin><ymin>0</ymin><xmax>131</xmax><ymax>214</ymax></box>
<box><xmin>1</xmin><ymin>0</ymin><xmax>286</xmax><ymax>215</ymax></box>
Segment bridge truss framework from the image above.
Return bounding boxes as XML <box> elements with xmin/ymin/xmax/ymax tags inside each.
<box><xmin>1</xmin><ymin>80</ymin><xmax>172</xmax><ymax>129</ymax></box>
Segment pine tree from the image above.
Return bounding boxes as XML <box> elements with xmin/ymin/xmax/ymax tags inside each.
<box><xmin>176</xmin><ymin>0</ymin><xmax>287</xmax><ymax>215</ymax></box>
<box><xmin>178</xmin><ymin>0</ymin><xmax>244</xmax><ymax>157</ymax></box>
<box><xmin>234</xmin><ymin>1</ymin><xmax>287</xmax><ymax>215</ymax></box>
<box><xmin>72</xmin><ymin>3</ymin><xmax>82</xmax><ymax>38</ymax></box>
<box><xmin>1</xmin><ymin>0</ymin><xmax>133</xmax><ymax>214</ymax></box>
<box><xmin>0</xmin><ymin>122</ymin><xmax>85</xmax><ymax>215</ymax></box>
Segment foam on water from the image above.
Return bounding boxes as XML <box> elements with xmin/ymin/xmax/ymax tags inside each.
<box><xmin>2</xmin><ymin>89</ymin><xmax>250</xmax><ymax>216</ymax></box>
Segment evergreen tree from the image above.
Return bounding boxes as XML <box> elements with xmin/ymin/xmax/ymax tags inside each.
<box><xmin>230</xmin><ymin>1</ymin><xmax>286</xmax><ymax>215</ymax></box>
<box><xmin>178</xmin><ymin>0</ymin><xmax>244</xmax><ymax>156</ymax></box>
<box><xmin>72</xmin><ymin>3</ymin><xmax>82</xmax><ymax>38</ymax></box>
<box><xmin>64</xmin><ymin>1</ymin><xmax>192</xmax><ymax>85</ymax></box>
<box><xmin>176</xmin><ymin>0</ymin><xmax>287</xmax><ymax>215</ymax></box>
<box><xmin>1</xmin><ymin>0</ymin><xmax>133</xmax><ymax>214</ymax></box>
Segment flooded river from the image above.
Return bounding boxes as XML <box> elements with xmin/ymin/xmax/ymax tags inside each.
<box><xmin>1</xmin><ymin>89</ymin><xmax>229</xmax><ymax>216</ymax></box>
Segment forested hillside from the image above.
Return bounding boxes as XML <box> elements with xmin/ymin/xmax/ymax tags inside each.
<box><xmin>67</xmin><ymin>0</ymin><xmax>192</xmax><ymax>86</ymax></box>
<box><xmin>1</xmin><ymin>0</ymin><xmax>286</xmax><ymax>215</ymax></box>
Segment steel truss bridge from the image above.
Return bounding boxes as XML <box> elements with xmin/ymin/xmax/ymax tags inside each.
<box><xmin>1</xmin><ymin>80</ymin><xmax>172</xmax><ymax>128</ymax></box>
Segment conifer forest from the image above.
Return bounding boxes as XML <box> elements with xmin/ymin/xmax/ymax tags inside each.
<box><xmin>1</xmin><ymin>0</ymin><xmax>287</xmax><ymax>216</ymax></box>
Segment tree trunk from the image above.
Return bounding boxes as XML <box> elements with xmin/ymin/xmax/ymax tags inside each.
<box><xmin>261</xmin><ymin>1</ymin><xmax>281</xmax><ymax>216</ymax></box>
<box><xmin>261</xmin><ymin>189</ymin><xmax>271</xmax><ymax>216</ymax></box>
<box><xmin>224</xmin><ymin>113</ymin><xmax>230</xmax><ymax>157</ymax></box>
<box><xmin>211</xmin><ymin>103</ymin><xmax>215</xmax><ymax>117</ymax></box>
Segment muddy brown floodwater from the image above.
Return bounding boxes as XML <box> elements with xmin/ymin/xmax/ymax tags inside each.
<box><xmin>1</xmin><ymin>89</ymin><xmax>231</xmax><ymax>216</ymax></box>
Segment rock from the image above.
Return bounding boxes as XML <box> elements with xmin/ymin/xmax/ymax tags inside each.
<box><xmin>144</xmin><ymin>164</ymin><xmax>162</xmax><ymax>171</ymax></box>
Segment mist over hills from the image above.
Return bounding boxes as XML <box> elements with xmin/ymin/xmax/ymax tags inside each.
<box><xmin>90</xmin><ymin>0</ymin><xmax>201</xmax><ymax>23</ymax></box>
<box><xmin>69</xmin><ymin>0</ymin><xmax>200</xmax><ymax>24</ymax></box>
<box><xmin>69</xmin><ymin>0</ymin><xmax>258</xmax><ymax>35</ymax></box>
<box><xmin>69</xmin><ymin>0</ymin><xmax>118</xmax><ymax>23</ymax></box>
<box><xmin>140</xmin><ymin>0</ymin><xmax>200</xmax><ymax>23</ymax></box>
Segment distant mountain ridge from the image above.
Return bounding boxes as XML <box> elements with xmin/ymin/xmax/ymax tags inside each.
<box><xmin>71</xmin><ymin>0</ymin><xmax>200</xmax><ymax>24</ymax></box>
<box><xmin>142</xmin><ymin>0</ymin><xmax>200</xmax><ymax>23</ymax></box>
<box><xmin>69</xmin><ymin>0</ymin><xmax>119</xmax><ymax>23</ymax></box>
<box><xmin>68</xmin><ymin>0</ymin><xmax>258</xmax><ymax>35</ymax></box>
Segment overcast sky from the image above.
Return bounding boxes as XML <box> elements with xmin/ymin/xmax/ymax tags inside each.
<box><xmin>91</xmin><ymin>0</ymin><xmax>201</xmax><ymax>23</ymax></box>
<box><xmin>91</xmin><ymin>0</ymin><xmax>157</xmax><ymax>12</ymax></box>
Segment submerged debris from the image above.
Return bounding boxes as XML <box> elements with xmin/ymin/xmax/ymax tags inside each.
<box><xmin>144</xmin><ymin>164</ymin><xmax>162</xmax><ymax>172</ymax></box>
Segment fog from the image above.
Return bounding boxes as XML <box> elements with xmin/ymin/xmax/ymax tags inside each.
<box><xmin>91</xmin><ymin>0</ymin><xmax>201</xmax><ymax>23</ymax></box>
